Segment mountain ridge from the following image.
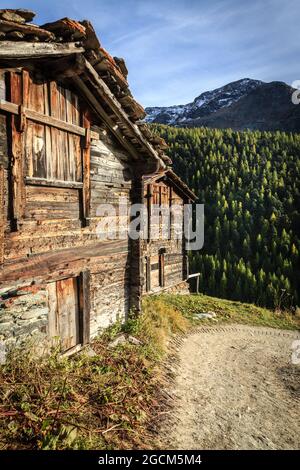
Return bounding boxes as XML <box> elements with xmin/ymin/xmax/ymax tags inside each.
<box><xmin>145</xmin><ymin>79</ymin><xmax>300</xmax><ymax>132</ymax></box>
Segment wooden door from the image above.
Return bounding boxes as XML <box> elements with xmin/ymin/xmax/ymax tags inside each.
<box><xmin>56</xmin><ymin>278</ymin><xmax>80</xmax><ymax>351</ymax></box>
<box><xmin>47</xmin><ymin>277</ymin><xmax>80</xmax><ymax>351</ymax></box>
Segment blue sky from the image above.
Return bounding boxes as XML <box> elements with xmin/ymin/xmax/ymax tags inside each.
<box><xmin>4</xmin><ymin>0</ymin><xmax>300</xmax><ymax>106</ymax></box>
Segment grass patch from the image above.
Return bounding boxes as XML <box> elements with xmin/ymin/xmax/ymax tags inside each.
<box><xmin>0</xmin><ymin>297</ymin><xmax>188</xmax><ymax>450</ymax></box>
<box><xmin>160</xmin><ymin>293</ymin><xmax>300</xmax><ymax>330</ymax></box>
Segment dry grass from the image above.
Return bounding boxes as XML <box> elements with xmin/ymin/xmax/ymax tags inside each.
<box><xmin>132</xmin><ymin>297</ymin><xmax>189</xmax><ymax>355</ymax></box>
<box><xmin>0</xmin><ymin>297</ymin><xmax>189</xmax><ymax>450</ymax></box>
<box><xmin>2</xmin><ymin>292</ymin><xmax>292</xmax><ymax>450</ymax></box>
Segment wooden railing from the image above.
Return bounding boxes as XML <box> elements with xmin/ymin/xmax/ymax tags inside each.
<box><xmin>187</xmin><ymin>272</ymin><xmax>201</xmax><ymax>293</ymax></box>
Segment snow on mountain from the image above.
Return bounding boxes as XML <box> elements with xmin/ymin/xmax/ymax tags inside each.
<box><xmin>144</xmin><ymin>78</ymin><xmax>263</xmax><ymax>125</ymax></box>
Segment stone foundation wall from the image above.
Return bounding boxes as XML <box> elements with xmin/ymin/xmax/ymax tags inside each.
<box><xmin>0</xmin><ymin>284</ymin><xmax>49</xmax><ymax>358</ymax></box>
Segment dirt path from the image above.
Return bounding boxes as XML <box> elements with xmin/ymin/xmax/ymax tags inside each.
<box><xmin>163</xmin><ymin>325</ymin><xmax>300</xmax><ymax>450</ymax></box>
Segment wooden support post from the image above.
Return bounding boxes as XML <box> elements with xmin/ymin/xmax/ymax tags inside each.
<box><xmin>80</xmin><ymin>271</ymin><xmax>91</xmax><ymax>345</ymax></box>
<box><xmin>146</xmin><ymin>256</ymin><xmax>151</xmax><ymax>292</ymax></box>
<box><xmin>82</xmin><ymin>110</ymin><xmax>91</xmax><ymax>227</ymax></box>
<box><xmin>169</xmin><ymin>186</ymin><xmax>173</xmax><ymax>240</ymax></box>
<box><xmin>187</xmin><ymin>272</ymin><xmax>201</xmax><ymax>293</ymax></box>
<box><xmin>147</xmin><ymin>183</ymin><xmax>152</xmax><ymax>242</ymax></box>
<box><xmin>10</xmin><ymin>71</ymin><xmax>25</xmax><ymax>231</ymax></box>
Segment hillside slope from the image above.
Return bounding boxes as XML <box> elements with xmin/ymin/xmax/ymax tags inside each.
<box><xmin>153</xmin><ymin>125</ymin><xmax>300</xmax><ymax>308</ymax></box>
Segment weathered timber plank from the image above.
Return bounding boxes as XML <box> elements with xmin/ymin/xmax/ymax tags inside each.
<box><xmin>0</xmin><ymin>71</ymin><xmax>5</xmax><ymax>100</ymax></box>
<box><xmin>0</xmin><ymin>240</ymin><xmax>128</xmax><ymax>283</ymax></box>
<box><xmin>80</xmin><ymin>271</ymin><xmax>90</xmax><ymax>344</ymax></box>
<box><xmin>57</xmin><ymin>277</ymin><xmax>80</xmax><ymax>350</ymax></box>
<box><xmin>82</xmin><ymin>110</ymin><xmax>91</xmax><ymax>226</ymax></box>
<box><xmin>47</xmin><ymin>281</ymin><xmax>58</xmax><ymax>340</ymax></box>
<box><xmin>71</xmin><ymin>92</ymin><xmax>82</xmax><ymax>181</ymax></box>
<box><xmin>25</xmin><ymin>176</ymin><xmax>83</xmax><ymax>189</ymax></box>
<box><xmin>65</xmin><ymin>88</ymin><xmax>75</xmax><ymax>181</ymax></box>
<box><xmin>43</xmin><ymin>82</ymin><xmax>53</xmax><ymax>179</ymax></box>
<box><xmin>57</xmin><ymin>84</ymin><xmax>68</xmax><ymax>181</ymax></box>
<box><xmin>10</xmin><ymin>71</ymin><xmax>25</xmax><ymax>230</ymax></box>
<box><xmin>0</xmin><ymin>99</ymin><xmax>99</xmax><ymax>139</ymax></box>
<box><xmin>0</xmin><ymin>42</ymin><xmax>85</xmax><ymax>58</ymax></box>
<box><xmin>29</xmin><ymin>79</ymin><xmax>46</xmax><ymax>178</ymax></box>
<box><xmin>26</xmin><ymin>185</ymin><xmax>82</xmax><ymax>204</ymax></box>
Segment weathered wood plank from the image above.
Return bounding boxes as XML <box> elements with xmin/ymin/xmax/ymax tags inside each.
<box><xmin>82</xmin><ymin>110</ymin><xmax>91</xmax><ymax>226</ymax></box>
<box><xmin>65</xmin><ymin>88</ymin><xmax>75</xmax><ymax>181</ymax></box>
<box><xmin>71</xmin><ymin>92</ymin><xmax>82</xmax><ymax>181</ymax></box>
<box><xmin>0</xmin><ymin>71</ymin><xmax>5</xmax><ymax>101</ymax></box>
<box><xmin>47</xmin><ymin>281</ymin><xmax>58</xmax><ymax>341</ymax></box>
<box><xmin>10</xmin><ymin>71</ymin><xmax>25</xmax><ymax>230</ymax></box>
<box><xmin>80</xmin><ymin>271</ymin><xmax>90</xmax><ymax>344</ymax></box>
<box><xmin>0</xmin><ymin>41</ymin><xmax>85</xmax><ymax>58</ymax></box>
<box><xmin>146</xmin><ymin>256</ymin><xmax>151</xmax><ymax>292</ymax></box>
<box><xmin>29</xmin><ymin>79</ymin><xmax>46</xmax><ymax>178</ymax></box>
<box><xmin>0</xmin><ymin>239</ymin><xmax>128</xmax><ymax>283</ymax></box>
<box><xmin>25</xmin><ymin>176</ymin><xmax>83</xmax><ymax>189</ymax></box>
<box><xmin>57</xmin><ymin>85</ymin><xmax>68</xmax><ymax>181</ymax></box>
<box><xmin>25</xmin><ymin>185</ymin><xmax>81</xmax><ymax>220</ymax></box>
<box><xmin>43</xmin><ymin>82</ymin><xmax>53</xmax><ymax>179</ymax></box>
<box><xmin>57</xmin><ymin>277</ymin><xmax>80</xmax><ymax>351</ymax></box>
<box><xmin>26</xmin><ymin>186</ymin><xmax>79</xmax><ymax>205</ymax></box>
<box><xmin>0</xmin><ymin>99</ymin><xmax>99</xmax><ymax>139</ymax></box>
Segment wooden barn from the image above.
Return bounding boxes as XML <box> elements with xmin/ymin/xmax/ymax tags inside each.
<box><xmin>142</xmin><ymin>169</ymin><xmax>196</xmax><ymax>294</ymax></box>
<box><xmin>0</xmin><ymin>9</ymin><xmax>196</xmax><ymax>354</ymax></box>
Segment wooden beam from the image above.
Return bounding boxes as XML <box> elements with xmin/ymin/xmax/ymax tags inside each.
<box><xmin>25</xmin><ymin>176</ymin><xmax>83</xmax><ymax>189</ymax></box>
<box><xmin>0</xmin><ymin>99</ymin><xmax>99</xmax><ymax>139</ymax></box>
<box><xmin>10</xmin><ymin>71</ymin><xmax>25</xmax><ymax>231</ymax></box>
<box><xmin>83</xmin><ymin>59</ymin><xmax>166</xmax><ymax>169</ymax></box>
<box><xmin>0</xmin><ymin>41</ymin><xmax>84</xmax><ymax>59</ymax></box>
<box><xmin>80</xmin><ymin>271</ymin><xmax>91</xmax><ymax>345</ymax></box>
<box><xmin>0</xmin><ymin>239</ymin><xmax>128</xmax><ymax>284</ymax></box>
<box><xmin>72</xmin><ymin>75</ymin><xmax>140</xmax><ymax>161</ymax></box>
<box><xmin>82</xmin><ymin>110</ymin><xmax>91</xmax><ymax>227</ymax></box>
<box><xmin>146</xmin><ymin>256</ymin><xmax>151</xmax><ymax>292</ymax></box>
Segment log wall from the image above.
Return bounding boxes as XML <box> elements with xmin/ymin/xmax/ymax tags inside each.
<box><xmin>0</xmin><ymin>69</ymin><xmax>137</xmax><ymax>351</ymax></box>
<box><xmin>142</xmin><ymin>180</ymin><xmax>188</xmax><ymax>294</ymax></box>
